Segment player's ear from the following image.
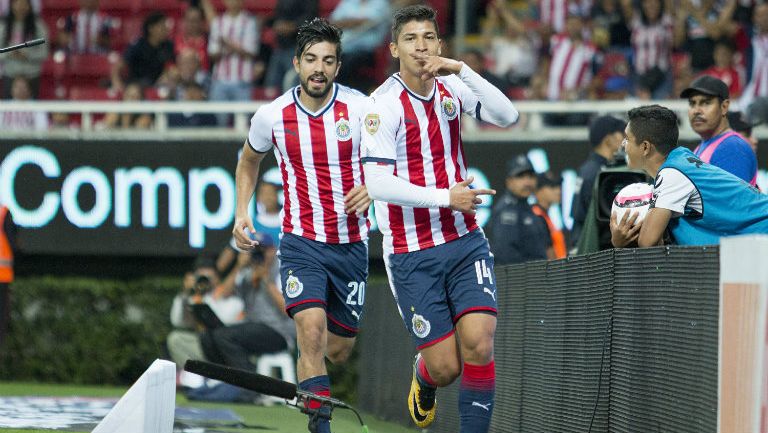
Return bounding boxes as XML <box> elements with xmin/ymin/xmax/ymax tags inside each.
<box><xmin>293</xmin><ymin>56</ymin><xmax>300</xmax><ymax>74</ymax></box>
<box><xmin>438</xmin><ymin>39</ymin><xmax>442</xmax><ymax>56</ymax></box>
<box><xmin>390</xmin><ymin>41</ymin><xmax>398</xmax><ymax>59</ymax></box>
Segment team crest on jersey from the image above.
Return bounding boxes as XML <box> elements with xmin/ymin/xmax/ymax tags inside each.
<box><xmin>441</xmin><ymin>97</ymin><xmax>458</xmax><ymax>120</ymax></box>
<box><xmin>411</xmin><ymin>314</ymin><xmax>431</xmax><ymax>338</ymax></box>
<box><xmin>285</xmin><ymin>274</ymin><xmax>304</xmax><ymax>299</ymax></box>
<box><xmin>365</xmin><ymin>113</ymin><xmax>380</xmax><ymax>135</ymax></box>
<box><xmin>335</xmin><ymin>118</ymin><xmax>352</xmax><ymax>141</ymax></box>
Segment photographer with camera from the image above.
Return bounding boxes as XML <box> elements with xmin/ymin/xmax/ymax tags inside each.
<box><xmin>166</xmin><ymin>256</ymin><xmax>245</xmax><ymax>369</ymax></box>
<box><xmin>200</xmin><ymin>244</ymin><xmax>294</xmax><ymax>377</ymax></box>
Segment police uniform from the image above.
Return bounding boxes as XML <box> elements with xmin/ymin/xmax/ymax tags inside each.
<box><xmin>490</xmin><ymin>192</ymin><xmax>550</xmax><ymax>265</ymax></box>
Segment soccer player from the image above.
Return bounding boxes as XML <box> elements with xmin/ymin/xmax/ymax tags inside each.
<box><xmin>232</xmin><ymin>18</ymin><xmax>370</xmax><ymax>433</ymax></box>
<box><xmin>361</xmin><ymin>5</ymin><xmax>518</xmax><ymax>432</ymax></box>
<box><xmin>610</xmin><ymin>104</ymin><xmax>768</xmax><ymax>247</ymax></box>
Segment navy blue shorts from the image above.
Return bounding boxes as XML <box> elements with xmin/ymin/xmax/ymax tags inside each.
<box><xmin>385</xmin><ymin>229</ymin><xmax>498</xmax><ymax>350</ymax></box>
<box><xmin>279</xmin><ymin>233</ymin><xmax>368</xmax><ymax>337</ymax></box>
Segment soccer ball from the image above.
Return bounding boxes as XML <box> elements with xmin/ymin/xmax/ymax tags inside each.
<box><xmin>611</xmin><ymin>182</ymin><xmax>653</xmax><ymax>223</ymax></box>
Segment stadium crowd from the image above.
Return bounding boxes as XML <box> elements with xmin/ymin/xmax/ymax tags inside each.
<box><xmin>1</xmin><ymin>0</ymin><xmax>768</xmax><ymax>128</ymax></box>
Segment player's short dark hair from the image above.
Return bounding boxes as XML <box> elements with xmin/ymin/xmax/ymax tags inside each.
<box><xmin>627</xmin><ymin>105</ymin><xmax>680</xmax><ymax>156</ymax></box>
<box><xmin>295</xmin><ymin>18</ymin><xmax>342</xmax><ymax>60</ymax></box>
<box><xmin>392</xmin><ymin>4</ymin><xmax>440</xmax><ymax>41</ymax></box>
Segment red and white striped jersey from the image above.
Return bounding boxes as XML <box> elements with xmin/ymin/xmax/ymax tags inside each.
<box><xmin>742</xmin><ymin>33</ymin><xmax>768</xmax><ymax>107</ymax></box>
<box><xmin>248</xmin><ymin>84</ymin><xmax>370</xmax><ymax>244</ymax></box>
<box><xmin>539</xmin><ymin>0</ymin><xmax>568</xmax><ymax>32</ymax></box>
<box><xmin>208</xmin><ymin>11</ymin><xmax>258</xmax><ymax>83</ymax></box>
<box><xmin>547</xmin><ymin>33</ymin><xmax>597</xmax><ymax>100</ymax></box>
<box><xmin>361</xmin><ymin>74</ymin><xmax>481</xmax><ymax>255</ymax></box>
<box><xmin>538</xmin><ymin>0</ymin><xmax>592</xmax><ymax>32</ymax></box>
<box><xmin>64</xmin><ymin>10</ymin><xmax>113</xmax><ymax>54</ymax></box>
<box><xmin>630</xmin><ymin>14</ymin><xmax>673</xmax><ymax>75</ymax></box>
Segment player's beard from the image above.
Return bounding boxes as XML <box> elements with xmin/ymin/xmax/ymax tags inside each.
<box><xmin>300</xmin><ymin>73</ymin><xmax>333</xmax><ymax>99</ymax></box>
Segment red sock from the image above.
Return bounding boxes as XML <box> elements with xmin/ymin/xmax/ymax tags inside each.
<box><xmin>417</xmin><ymin>356</ymin><xmax>438</xmax><ymax>387</ymax></box>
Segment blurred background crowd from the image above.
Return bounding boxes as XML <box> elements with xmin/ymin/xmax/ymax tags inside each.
<box><xmin>2</xmin><ymin>0</ymin><xmax>768</xmax><ymax>129</ymax></box>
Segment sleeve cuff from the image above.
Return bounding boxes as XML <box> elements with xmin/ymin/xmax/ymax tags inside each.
<box><xmin>436</xmin><ymin>189</ymin><xmax>450</xmax><ymax>207</ymax></box>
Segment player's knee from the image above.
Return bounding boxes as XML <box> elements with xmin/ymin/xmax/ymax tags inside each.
<box><xmin>326</xmin><ymin>345</ymin><xmax>352</xmax><ymax>365</ymax></box>
<box><xmin>462</xmin><ymin>337</ymin><xmax>494</xmax><ymax>364</ymax></box>
<box><xmin>297</xmin><ymin>324</ymin><xmax>326</xmax><ymax>357</ymax></box>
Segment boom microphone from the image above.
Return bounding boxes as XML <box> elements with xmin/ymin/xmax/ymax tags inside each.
<box><xmin>0</xmin><ymin>38</ymin><xmax>45</xmax><ymax>54</ymax></box>
<box><xmin>184</xmin><ymin>359</ymin><xmax>297</xmax><ymax>400</ymax></box>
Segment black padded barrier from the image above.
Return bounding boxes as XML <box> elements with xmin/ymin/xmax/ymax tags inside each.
<box><xmin>357</xmin><ymin>246</ymin><xmax>719</xmax><ymax>433</ymax></box>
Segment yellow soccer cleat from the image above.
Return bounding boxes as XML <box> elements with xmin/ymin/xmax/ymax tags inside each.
<box><xmin>408</xmin><ymin>354</ymin><xmax>437</xmax><ymax>428</ymax></box>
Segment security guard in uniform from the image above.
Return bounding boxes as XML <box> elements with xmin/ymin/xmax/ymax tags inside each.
<box><xmin>0</xmin><ymin>204</ymin><xmax>15</xmax><ymax>347</ymax></box>
<box><xmin>489</xmin><ymin>155</ymin><xmax>551</xmax><ymax>265</ymax></box>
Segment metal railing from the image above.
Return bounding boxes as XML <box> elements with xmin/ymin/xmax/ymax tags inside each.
<box><xmin>0</xmin><ymin>99</ymin><xmax>750</xmax><ymax>141</ymax></box>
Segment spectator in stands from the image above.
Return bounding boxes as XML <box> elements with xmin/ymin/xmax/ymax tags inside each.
<box><xmin>490</xmin><ymin>154</ymin><xmax>551</xmax><ymax>265</ymax></box>
<box><xmin>200</xmin><ymin>247</ymin><xmax>295</xmax><ymax>378</ymax></box>
<box><xmin>56</xmin><ymin>0</ymin><xmax>114</xmax><ymax>54</ymax></box>
<box><xmin>701</xmin><ymin>39</ymin><xmax>743</xmax><ymax>98</ymax></box>
<box><xmin>0</xmin><ymin>0</ymin><xmax>48</xmax><ymax>99</ymax></box>
<box><xmin>740</xmin><ymin>3</ymin><xmax>768</xmax><ymax>110</ymax></box>
<box><xmin>610</xmin><ymin>104</ymin><xmax>768</xmax><ymax>247</ymax></box>
<box><xmin>482</xmin><ymin>0</ymin><xmax>538</xmax><ymax>88</ymax></box>
<box><xmin>262</xmin><ymin>0</ymin><xmax>317</xmax><ymax>92</ymax></box>
<box><xmin>168</xmin><ymin>82</ymin><xmax>217</xmax><ymax>128</ymax></box>
<box><xmin>571</xmin><ymin>115</ymin><xmax>626</xmax><ymax>247</ymax></box>
<box><xmin>545</xmin><ymin>11</ymin><xmax>597</xmax><ymax>102</ymax></box>
<box><xmin>542</xmin><ymin>10</ymin><xmax>597</xmax><ymax>125</ymax></box>
<box><xmin>101</xmin><ymin>81</ymin><xmax>153</xmax><ymax>129</ymax></box>
<box><xmin>532</xmin><ymin>171</ymin><xmax>567</xmax><ymax>259</ymax></box>
<box><xmin>111</xmin><ymin>12</ymin><xmax>174</xmax><ymax>92</ymax></box>
<box><xmin>459</xmin><ymin>49</ymin><xmax>509</xmax><ymax>94</ymax></box>
<box><xmin>0</xmin><ymin>76</ymin><xmax>48</xmax><ymax>130</ymax></box>
<box><xmin>173</xmin><ymin>6</ymin><xmax>209</xmax><ymax>72</ymax></box>
<box><xmin>675</xmin><ymin>0</ymin><xmax>737</xmax><ymax>72</ymax></box>
<box><xmin>207</xmin><ymin>0</ymin><xmax>258</xmax><ymax>126</ymax></box>
<box><xmin>680</xmin><ymin>75</ymin><xmax>758</xmax><ymax>185</ymax></box>
<box><xmin>167</xmin><ymin>256</ymin><xmax>245</xmax><ymax>369</ymax></box>
<box><xmin>330</xmin><ymin>0</ymin><xmax>390</xmax><ymax>92</ymax></box>
<box><xmin>619</xmin><ymin>0</ymin><xmax>675</xmax><ymax>99</ymax></box>
<box><xmin>158</xmin><ymin>47</ymin><xmax>210</xmax><ymax>100</ymax></box>
<box><xmin>0</xmin><ymin>0</ymin><xmax>38</xmax><ymax>15</ymax></box>
<box><xmin>590</xmin><ymin>0</ymin><xmax>631</xmax><ymax>51</ymax></box>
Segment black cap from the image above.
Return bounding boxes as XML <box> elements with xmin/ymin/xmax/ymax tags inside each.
<box><xmin>506</xmin><ymin>154</ymin><xmax>535</xmax><ymax>178</ymax></box>
<box><xmin>589</xmin><ymin>115</ymin><xmax>626</xmax><ymax>147</ymax></box>
<box><xmin>727</xmin><ymin>111</ymin><xmax>756</xmax><ymax>133</ymax></box>
<box><xmin>536</xmin><ymin>171</ymin><xmax>562</xmax><ymax>188</ymax></box>
<box><xmin>680</xmin><ymin>75</ymin><xmax>729</xmax><ymax>100</ymax></box>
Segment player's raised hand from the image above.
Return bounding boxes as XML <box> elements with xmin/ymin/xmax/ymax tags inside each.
<box><xmin>344</xmin><ymin>184</ymin><xmax>371</xmax><ymax>215</ymax></box>
<box><xmin>232</xmin><ymin>215</ymin><xmax>259</xmax><ymax>250</ymax></box>
<box><xmin>609</xmin><ymin>210</ymin><xmax>641</xmax><ymax>247</ymax></box>
<box><xmin>412</xmin><ymin>53</ymin><xmax>464</xmax><ymax>81</ymax></box>
<box><xmin>449</xmin><ymin>176</ymin><xmax>495</xmax><ymax>214</ymax></box>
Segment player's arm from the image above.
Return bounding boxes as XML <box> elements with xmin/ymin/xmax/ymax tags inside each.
<box><xmin>637</xmin><ymin>208</ymin><xmax>671</xmax><ymax>247</ymax></box>
<box><xmin>416</xmin><ymin>54</ymin><xmax>519</xmax><ymax>127</ymax></box>
<box><xmin>233</xmin><ymin>109</ymin><xmax>273</xmax><ymax>250</ymax></box>
<box><xmin>365</xmin><ymin>164</ymin><xmax>493</xmax><ymax>213</ymax></box>
<box><xmin>233</xmin><ymin>143</ymin><xmax>266</xmax><ymax>249</ymax></box>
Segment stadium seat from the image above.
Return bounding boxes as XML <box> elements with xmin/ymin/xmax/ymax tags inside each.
<box><xmin>319</xmin><ymin>0</ymin><xmax>340</xmax><ymax>16</ymax></box>
<box><xmin>67</xmin><ymin>53</ymin><xmax>115</xmax><ymax>80</ymax></box>
<box><xmin>209</xmin><ymin>0</ymin><xmax>277</xmax><ymax>15</ymax></box>
<box><xmin>69</xmin><ymin>85</ymin><xmax>120</xmax><ymax>101</ymax></box>
<box><xmin>100</xmin><ymin>0</ymin><xmax>139</xmax><ymax>18</ymax></box>
<box><xmin>43</xmin><ymin>0</ymin><xmax>79</xmax><ymax>14</ymax></box>
<box><xmin>141</xmin><ymin>0</ymin><xmax>184</xmax><ymax>19</ymax></box>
